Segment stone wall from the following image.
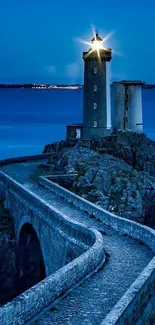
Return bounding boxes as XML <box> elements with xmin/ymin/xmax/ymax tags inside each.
<box><xmin>39</xmin><ymin>176</ymin><xmax>155</xmax><ymax>252</ymax></box>
<box><xmin>0</xmin><ymin>153</ymin><xmax>51</xmax><ymax>167</ymax></box>
<box><xmin>101</xmin><ymin>258</ymin><xmax>155</xmax><ymax>325</ymax></box>
<box><xmin>39</xmin><ymin>175</ymin><xmax>155</xmax><ymax>325</ymax></box>
<box><xmin>0</xmin><ymin>152</ymin><xmax>155</xmax><ymax>325</ymax></box>
<box><xmin>0</xmin><ymin>171</ymin><xmax>105</xmax><ymax>325</ymax></box>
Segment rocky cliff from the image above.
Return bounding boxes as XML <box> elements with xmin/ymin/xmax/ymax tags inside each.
<box><xmin>43</xmin><ymin>132</ymin><xmax>155</xmax><ymax>226</ymax></box>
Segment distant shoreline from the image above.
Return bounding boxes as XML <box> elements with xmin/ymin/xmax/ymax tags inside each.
<box><xmin>0</xmin><ymin>84</ymin><xmax>83</xmax><ymax>90</ymax></box>
<box><xmin>0</xmin><ymin>84</ymin><xmax>155</xmax><ymax>89</ymax></box>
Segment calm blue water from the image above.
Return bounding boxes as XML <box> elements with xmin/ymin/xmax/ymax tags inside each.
<box><xmin>0</xmin><ymin>88</ymin><xmax>154</xmax><ymax>159</ymax></box>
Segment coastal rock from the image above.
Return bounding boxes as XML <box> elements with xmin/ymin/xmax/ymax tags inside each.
<box><xmin>97</xmin><ymin>132</ymin><xmax>155</xmax><ymax>176</ymax></box>
<box><xmin>43</xmin><ymin>133</ymin><xmax>155</xmax><ymax>226</ymax></box>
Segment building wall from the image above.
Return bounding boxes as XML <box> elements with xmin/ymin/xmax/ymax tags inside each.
<box><xmin>66</xmin><ymin>124</ymin><xmax>83</xmax><ymax>140</ymax></box>
<box><xmin>113</xmin><ymin>82</ymin><xmax>143</xmax><ymax>133</ymax></box>
<box><xmin>128</xmin><ymin>85</ymin><xmax>143</xmax><ymax>133</ymax></box>
<box><xmin>106</xmin><ymin>62</ymin><xmax>112</xmax><ymax>129</ymax></box>
<box><xmin>113</xmin><ymin>82</ymin><xmax>125</xmax><ymax>131</ymax></box>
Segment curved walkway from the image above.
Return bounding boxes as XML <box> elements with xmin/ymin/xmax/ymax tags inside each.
<box><xmin>1</xmin><ymin>160</ymin><xmax>154</xmax><ymax>325</ymax></box>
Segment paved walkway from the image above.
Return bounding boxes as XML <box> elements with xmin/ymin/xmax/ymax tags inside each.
<box><xmin>1</xmin><ymin>160</ymin><xmax>154</xmax><ymax>325</ymax></box>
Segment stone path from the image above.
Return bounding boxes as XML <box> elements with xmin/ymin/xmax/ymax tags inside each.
<box><xmin>1</xmin><ymin>160</ymin><xmax>154</xmax><ymax>325</ymax></box>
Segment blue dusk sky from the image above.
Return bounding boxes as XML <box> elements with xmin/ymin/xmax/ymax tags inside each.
<box><xmin>0</xmin><ymin>0</ymin><xmax>155</xmax><ymax>84</ymax></box>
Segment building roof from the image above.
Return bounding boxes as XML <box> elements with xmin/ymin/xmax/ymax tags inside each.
<box><xmin>91</xmin><ymin>32</ymin><xmax>103</xmax><ymax>42</ymax></box>
<box><xmin>120</xmin><ymin>80</ymin><xmax>145</xmax><ymax>85</ymax></box>
<box><xmin>113</xmin><ymin>80</ymin><xmax>145</xmax><ymax>85</ymax></box>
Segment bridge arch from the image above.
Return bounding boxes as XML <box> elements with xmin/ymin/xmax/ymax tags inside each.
<box><xmin>17</xmin><ymin>222</ymin><xmax>45</xmax><ymax>294</ymax></box>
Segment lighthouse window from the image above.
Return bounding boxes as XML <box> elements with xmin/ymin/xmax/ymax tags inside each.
<box><xmin>94</xmin><ymin>103</ymin><xmax>97</xmax><ymax>109</ymax></box>
<box><xmin>94</xmin><ymin>85</ymin><xmax>97</xmax><ymax>92</ymax></box>
<box><xmin>94</xmin><ymin>67</ymin><xmax>97</xmax><ymax>74</ymax></box>
<box><xmin>94</xmin><ymin>121</ymin><xmax>97</xmax><ymax>127</ymax></box>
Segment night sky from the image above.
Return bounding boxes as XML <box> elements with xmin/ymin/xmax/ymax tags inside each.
<box><xmin>0</xmin><ymin>0</ymin><xmax>155</xmax><ymax>84</ymax></box>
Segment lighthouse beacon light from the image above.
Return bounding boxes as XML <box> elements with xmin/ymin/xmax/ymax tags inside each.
<box><xmin>91</xmin><ymin>31</ymin><xmax>103</xmax><ymax>50</ymax></box>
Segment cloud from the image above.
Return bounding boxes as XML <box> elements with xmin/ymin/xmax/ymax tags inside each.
<box><xmin>110</xmin><ymin>71</ymin><xmax>128</xmax><ymax>82</ymax></box>
<box><xmin>65</xmin><ymin>62</ymin><xmax>81</xmax><ymax>82</ymax></box>
<box><xmin>45</xmin><ymin>65</ymin><xmax>56</xmax><ymax>74</ymax></box>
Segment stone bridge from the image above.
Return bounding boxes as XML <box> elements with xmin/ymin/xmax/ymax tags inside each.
<box><xmin>0</xmin><ymin>154</ymin><xmax>155</xmax><ymax>325</ymax></box>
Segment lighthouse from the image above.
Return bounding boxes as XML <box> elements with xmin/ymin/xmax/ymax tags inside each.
<box><xmin>66</xmin><ymin>30</ymin><xmax>145</xmax><ymax>141</ymax></box>
<box><xmin>82</xmin><ymin>31</ymin><xmax>112</xmax><ymax>139</ymax></box>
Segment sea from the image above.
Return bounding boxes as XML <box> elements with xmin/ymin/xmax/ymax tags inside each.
<box><xmin>0</xmin><ymin>87</ymin><xmax>155</xmax><ymax>159</ymax></box>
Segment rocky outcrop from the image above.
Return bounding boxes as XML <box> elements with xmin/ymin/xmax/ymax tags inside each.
<box><xmin>43</xmin><ymin>140</ymin><xmax>74</xmax><ymax>154</ymax></box>
<box><xmin>42</xmin><ymin>133</ymin><xmax>155</xmax><ymax>226</ymax></box>
<box><xmin>43</xmin><ymin>132</ymin><xmax>155</xmax><ymax>176</ymax></box>
<box><xmin>96</xmin><ymin>132</ymin><xmax>155</xmax><ymax>177</ymax></box>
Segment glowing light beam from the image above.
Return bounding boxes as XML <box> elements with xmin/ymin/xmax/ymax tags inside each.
<box><xmin>75</xmin><ymin>28</ymin><xmax>122</xmax><ymax>60</ymax></box>
<box><xmin>102</xmin><ymin>30</ymin><xmax>116</xmax><ymax>43</ymax></box>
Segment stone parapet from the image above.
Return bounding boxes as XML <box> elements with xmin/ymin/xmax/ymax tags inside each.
<box><xmin>39</xmin><ymin>174</ymin><xmax>155</xmax><ymax>325</ymax></box>
<box><xmin>39</xmin><ymin>175</ymin><xmax>155</xmax><ymax>252</ymax></box>
<box><xmin>0</xmin><ymin>153</ymin><xmax>51</xmax><ymax>167</ymax></box>
<box><xmin>0</xmin><ymin>172</ymin><xmax>105</xmax><ymax>325</ymax></box>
